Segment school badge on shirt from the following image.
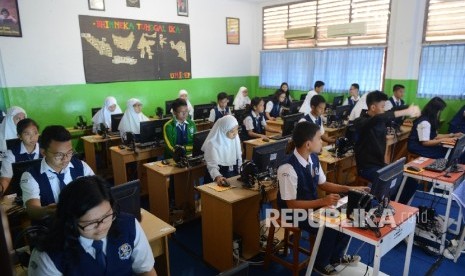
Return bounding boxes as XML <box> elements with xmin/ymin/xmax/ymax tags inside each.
<box><xmin>118</xmin><ymin>243</ymin><xmax>132</xmax><ymax>260</ymax></box>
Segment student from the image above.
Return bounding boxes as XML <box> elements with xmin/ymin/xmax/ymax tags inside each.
<box><xmin>279</xmin><ymin>82</ymin><xmax>293</xmax><ymax>107</ymax></box>
<box><xmin>202</xmin><ymin>115</ymin><xmax>241</xmax><ymax>185</ymax></box>
<box><xmin>208</xmin><ymin>92</ymin><xmax>231</xmax><ymax>124</ymax></box>
<box><xmin>348</xmin><ymin>92</ymin><xmax>368</xmax><ymax>122</ymax></box>
<box><xmin>163</xmin><ymin>98</ymin><xmax>197</xmax><ymax>158</ymax></box>
<box><xmin>0</xmin><ymin>106</ymin><xmax>27</xmax><ymax>152</ymax></box>
<box><xmin>265</xmin><ymin>90</ymin><xmax>286</xmax><ymax>121</ymax></box>
<box><xmin>243</xmin><ymin>97</ymin><xmax>280</xmax><ymax>140</ymax></box>
<box><xmin>0</xmin><ymin>119</ymin><xmax>40</xmax><ymax>194</ymax></box>
<box><xmin>299</xmin><ymin>81</ymin><xmax>325</xmax><ymax>115</ymax></box>
<box><xmin>353</xmin><ymin>91</ymin><xmax>420</xmax><ymax>183</ymax></box>
<box><xmin>20</xmin><ymin>125</ymin><xmax>94</xmax><ymax>221</ymax></box>
<box><xmin>178</xmin><ymin>89</ymin><xmax>194</xmax><ymax>119</ymax></box>
<box><xmin>28</xmin><ymin>175</ymin><xmax>157</xmax><ymax>276</ymax></box>
<box><xmin>299</xmin><ymin>95</ymin><xmax>335</xmax><ymax>144</ymax></box>
<box><xmin>384</xmin><ymin>84</ymin><xmax>406</xmax><ymax>111</ymax></box>
<box><xmin>343</xmin><ymin>83</ymin><xmax>360</xmax><ymax>112</ymax></box>
<box><xmin>92</xmin><ymin>96</ymin><xmax>122</xmax><ymax>134</ymax></box>
<box><xmin>118</xmin><ymin>98</ymin><xmax>149</xmax><ymax>136</ymax></box>
<box><xmin>277</xmin><ymin>121</ymin><xmax>369</xmax><ymax>275</ymax></box>
<box><xmin>233</xmin><ymin>86</ymin><xmax>251</xmax><ymax>110</ymax></box>
<box><xmin>408</xmin><ymin>97</ymin><xmax>463</xmax><ymax>159</ymax></box>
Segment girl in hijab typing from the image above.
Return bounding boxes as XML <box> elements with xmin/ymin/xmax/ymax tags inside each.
<box><xmin>0</xmin><ymin>106</ymin><xmax>27</xmax><ymax>153</ymax></box>
<box><xmin>118</xmin><ymin>98</ymin><xmax>149</xmax><ymax>138</ymax></box>
<box><xmin>92</xmin><ymin>96</ymin><xmax>123</xmax><ymax>134</ymax></box>
<box><xmin>233</xmin><ymin>86</ymin><xmax>251</xmax><ymax>110</ymax></box>
<box><xmin>202</xmin><ymin>115</ymin><xmax>242</xmax><ymax>185</ymax></box>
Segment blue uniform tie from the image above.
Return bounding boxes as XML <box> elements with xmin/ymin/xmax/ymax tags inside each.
<box><xmin>53</xmin><ymin>172</ymin><xmax>66</xmax><ymax>191</ymax></box>
<box><xmin>92</xmin><ymin>240</ymin><xmax>107</xmax><ymax>270</ymax></box>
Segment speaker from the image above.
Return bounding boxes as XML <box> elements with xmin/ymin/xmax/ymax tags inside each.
<box><xmin>346</xmin><ymin>189</ymin><xmax>373</xmax><ymax>220</ymax></box>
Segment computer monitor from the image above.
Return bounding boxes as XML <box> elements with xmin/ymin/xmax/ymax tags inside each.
<box><xmin>300</xmin><ymin>94</ymin><xmax>307</xmax><ymax>101</ymax></box>
<box><xmin>370</xmin><ymin>157</ymin><xmax>406</xmax><ymax>203</ymax></box>
<box><xmin>194</xmin><ymin>104</ymin><xmax>214</xmax><ymax>121</ymax></box>
<box><xmin>335</xmin><ymin>104</ymin><xmax>351</xmax><ymax>121</ymax></box>
<box><xmin>227</xmin><ymin>95</ymin><xmax>234</xmax><ymax>107</ymax></box>
<box><xmin>192</xmin><ymin>129</ymin><xmax>210</xmax><ymax>157</ymax></box>
<box><xmin>332</xmin><ymin>96</ymin><xmax>344</xmax><ymax>108</ymax></box>
<box><xmin>110</xmin><ymin>180</ymin><xmax>141</xmax><ymax>221</ymax></box>
<box><xmin>110</xmin><ymin>113</ymin><xmax>124</xmax><ymax>132</ymax></box>
<box><xmin>252</xmin><ymin>139</ymin><xmax>288</xmax><ymax>178</ymax></box>
<box><xmin>139</xmin><ymin>118</ymin><xmax>170</xmax><ymax>144</ymax></box>
<box><xmin>446</xmin><ymin>135</ymin><xmax>465</xmax><ymax>170</ymax></box>
<box><xmin>0</xmin><ymin>208</ymin><xmax>15</xmax><ymax>276</ymax></box>
<box><xmin>281</xmin><ymin>113</ymin><xmax>304</xmax><ymax>137</ymax></box>
<box><xmin>10</xmin><ymin>159</ymin><xmax>43</xmax><ymax>197</ymax></box>
<box><xmin>91</xmin><ymin>107</ymin><xmax>101</xmax><ymax>118</ymax></box>
<box><xmin>6</xmin><ymin>138</ymin><xmax>20</xmax><ymax>151</ymax></box>
<box><xmin>288</xmin><ymin>100</ymin><xmax>304</xmax><ymax>115</ymax></box>
<box><xmin>165</xmin><ymin>100</ymin><xmax>175</xmax><ymax>115</ymax></box>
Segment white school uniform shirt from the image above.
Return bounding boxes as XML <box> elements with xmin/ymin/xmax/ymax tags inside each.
<box><xmin>20</xmin><ymin>158</ymin><xmax>94</xmax><ymax>206</ymax></box>
<box><xmin>348</xmin><ymin>93</ymin><xmax>368</xmax><ymax>121</ymax></box>
<box><xmin>243</xmin><ymin>111</ymin><xmax>267</xmax><ymax>131</ymax></box>
<box><xmin>298</xmin><ymin>113</ymin><xmax>325</xmax><ymax>135</ymax></box>
<box><xmin>416</xmin><ymin>121</ymin><xmax>433</xmax><ymax>142</ymax></box>
<box><xmin>208</xmin><ymin>105</ymin><xmax>230</xmax><ymax>123</ymax></box>
<box><xmin>342</xmin><ymin>95</ymin><xmax>360</xmax><ymax>106</ymax></box>
<box><xmin>0</xmin><ymin>142</ymin><xmax>40</xmax><ymax>178</ymax></box>
<box><xmin>233</xmin><ymin>87</ymin><xmax>251</xmax><ymax>110</ymax></box>
<box><xmin>28</xmin><ymin>218</ymin><xmax>154</xmax><ymax>276</ymax></box>
<box><xmin>384</xmin><ymin>95</ymin><xmax>403</xmax><ymax>111</ymax></box>
<box><xmin>202</xmin><ymin>115</ymin><xmax>242</xmax><ymax>180</ymax></box>
<box><xmin>92</xmin><ymin>96</ymin><xmax>123</xmax><ymax>134</ymax></box>
<box><xmin>265</xmin><ymin>101</ymin><xmax>275</xmax><ymax>113</ymax></box>
<box><xmin>299</xmin><ymin>90</ymin><xmax>317</xmax><ymax>115</ymax></box>
<box><xmin>0</xmin><ymin>106</ymin><xmax>27</xmax><ymax>152</ymax></box>
<box><xmin>278</xmin><ymin>149</ymin><xmax>326</xmax><ymax>200</ymax></box>
<box><xmin>118</xmin><ymin>98</ymin><xmax>149</xmax><ymax>135</ymax></box>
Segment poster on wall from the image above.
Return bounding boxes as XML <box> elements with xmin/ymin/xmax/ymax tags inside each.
<box><xmin>0</xmin><ymin>0</ymin><xmax>21</xmax><ymax>37</ymax></box>
<box><xmin>78</xmin><ymin>15</ymin><xmax>191</xmax><ymax>83</ymax></box>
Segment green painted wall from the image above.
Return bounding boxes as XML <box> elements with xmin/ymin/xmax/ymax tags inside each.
<box><xmin>3</xmin><ymin>76</ymin><xmax>256</xmax><ymax>129</ymax></box>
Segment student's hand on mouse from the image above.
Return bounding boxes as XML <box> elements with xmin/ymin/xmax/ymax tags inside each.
<box><xmin>323</xmin><ymin>193</ymin><xmax>340</xmax><ymax>206</ymax></box>
<box><xmin>261</xmin><ymin>134</ymin><xmax>268</xmax><ymax>139</ymax></box>
<box><xmin>270</xmin><ymin>117</ymin><xmax>276</xmax><ymax>121</ymax></box>
<box><xmin>214</xmin><ymin>176</ymin><xmax>227</xmax><ymax>186</ymax></box>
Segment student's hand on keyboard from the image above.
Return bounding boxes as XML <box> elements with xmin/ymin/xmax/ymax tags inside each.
<box><xmin>323</xmin><ymin>194</ymin><xmax>340</xmax><ymax>207</ymax></box>
<box><xmin>352</xmin><ymin>186</ymin><xmax>371</xmax><ymax>193</ymax></box>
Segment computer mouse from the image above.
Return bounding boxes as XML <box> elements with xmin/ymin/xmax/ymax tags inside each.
<box><xmin>118</xmin><ymin>145</ymin><xmax>125</xmax><ymax>150</ymax></box>
<box><xmin>262</xmin><ymin>138</ymin><xmax>270</xmax><ymax>142</ymax></box>
<box><xmin>219</xmin><ymin>180</ymin><xmax>231</xmax><ymax>187</ymax></box>
<box><xmin>406</xmin><ymin>165</ymin><xmax>421</xmax><ymax>172</ymax></box>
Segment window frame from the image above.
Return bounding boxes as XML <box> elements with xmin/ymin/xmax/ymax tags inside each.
<box><xmin>423</xmin><ymin>0</ymin><xmax>465</xmax><ymax>45</ymax></box>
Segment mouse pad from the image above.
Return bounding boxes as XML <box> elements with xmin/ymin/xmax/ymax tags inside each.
<box><xmin>205</xmin><ymin>183</ymin><xmax>235</xmax><ymax>192</ymax></box>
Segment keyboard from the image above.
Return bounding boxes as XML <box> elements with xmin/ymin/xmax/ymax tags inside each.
<box><xmin>270</xmin><ymin>134</ymin><xmax>291</xmax><ymax>140</ymax></box>
<box><xmin>136</xmin><ymin>141</ymin><xmax>157</xmax><ymax>149</ymax></box>
<box><xmin>108</xmin><ymin>131</ymin><xmax>120</xmax><ymax>137</ymax></box>
<box><xmin>424</xmin><ymin>158</ymin><xmax>448</xmax><ymax>172</ymax></box>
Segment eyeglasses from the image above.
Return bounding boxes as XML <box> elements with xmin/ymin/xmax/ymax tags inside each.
<box><xmin>77</xmin><ymin>211</ymin><xmax>116</xmax><ymax>232</ymax></box>
<box><xmin>47</xmin><ymin>150</ymin><xmax>76</xmax><ymax>161</ymax></box>
<box><xmin>176</xmin><ymin>111</ymin><xmax>189</xmax><ymax>115</ymax></box>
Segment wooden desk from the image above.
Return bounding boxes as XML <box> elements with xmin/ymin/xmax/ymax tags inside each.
<box><xmin>195</xmin><ymin>121</ymin><xmax>211</xmax><ymax>131</ymax></box>
<box><xmin>306</xmin><ymin>202</ymin><xmax>418</xmax><ymax>276</ymax></box>
<box><xmin>324</xmin><ymin>125</ymin><xmax>347</xmax><ymax>140</ymax></box>
<box><xmin>266</xmin><ymin>119</ymin><xmax>283</xmax><ymax>136</ymax></box>
<box><xmin>385</xmin><ymin>125</ymin><xmax>412</xmax><ymax>163</ymax></box>
<box><xmin>197</xmin><ymin>176</ymin><xmax>274</xmax><ymax>271</ymax></box>
<box><xmin>81</xmin><ymin>135</ymin><xmax>121</xmax><ymax>173</ymax></box>
<box><xmin>319</xmin><ymin>147</ymin><xmax>356</xmax><ymax>186</ymax></box>
<box><xmin>110</xmin><ymin>146</ymin><xmax>164</xmax><ymax>189</ymax></box>
<box><xmin>144</xmin><ymin>160</ymin><xmax>206</xmax><ymax>223</ymax></box>
<box><xmin>243</xmin><ymin>138</ymin><xmax>277</xmax><ymax>160</ymax></box>
<box><xmin>140</xmin><ymin>209</ymin><xmax>176</xmax><ymax>276</ymax></box>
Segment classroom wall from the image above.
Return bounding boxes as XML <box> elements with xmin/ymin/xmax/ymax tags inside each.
<box><xmin>0</xmin><ymin>0</ymin><xmax>260</xmax><ymax>126</ymax></box>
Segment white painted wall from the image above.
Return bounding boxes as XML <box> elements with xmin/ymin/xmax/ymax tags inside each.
<box><xmin>0</xmin><ymin>0</ymin><xmax>260</xmax><ymax>87</ymax></box>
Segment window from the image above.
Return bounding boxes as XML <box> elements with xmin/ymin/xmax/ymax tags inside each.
<box><xmin>424</xmin><ymin>0</ymin><xmax>465</xmax><ymax>43</ymax></box>
<box><xmin>262</xmin><ymin>0</ymin><xmax>391</xmax><ymax>49</ymax></box>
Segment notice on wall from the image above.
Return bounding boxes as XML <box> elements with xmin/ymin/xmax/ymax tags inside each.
<box><xmin>78</xmin><ymin>15</ymin><xmax>191</xmax><ymax>83</ymax></box>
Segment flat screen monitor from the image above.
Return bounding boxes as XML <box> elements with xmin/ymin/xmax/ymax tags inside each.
<box><xmin>335</xmin><ymin>105</ymin><xmax>351</xmax><ymax>121</ymax></box>
<box><xmin>6</xmin><ymin>138</ymin><xmax>20</xmax><ymax>151</ymax></box>
<box><xmin>165</xmin><ymin>100</ymin><xmax>175</xmax><ymax>115</ymax></box>
<box><xmin>332</xmin><ymin>96</ymin><xmax>344</xmax><ymax>108</ymax></box>
<box><xmin>227</xmin><ymin>95</ymin><xmax>234</xmax><ymax>106</ymax></box>
<box><xmin>371</xmin><ymin>157</ymin><xmax>406</xmax><ymax>202</ymax></box>
<box><xmin>139</xmin><ymin>118</ymin><xmax>169</xmax><ymax>144</ymax></box>
<box><xmin>288</xmin><ymin>100</ymin><xmax>304</xmax><ymax>115</ymax></box>
<box><xmin>110</xmin><ymin>113</ymin><xmax>124</xmax><ymax>132</ymax></box>
<box><xmin>446</xmin><ymin>135</ymin><xmax>465</xmax><ymax>169</ymax></box>
<box><xmin>91</xmin><ymin>107</ymin><xmax>101</xmax><ymax>118</ymax></box>
<box><xmin>0</xmin><ymin>208</ymin><xmax>15</xmax><ymax>276</ymax></box>
<box><xmin>300</xmin><ymin>94</ymin><xmax>307</xmax><ymax>101</ymax></box>
<box><xmin>194</xmin><ymin>104</ymin><xmax>214</xmax><ymax>121</ymax></box>
<box><xmin>192</xmin><ymin>130</ymin><xmax>210</xmax><ymax>157</ymax></box>
<box><xmin>282</xmin><ymin>113</ymin><xmax>304</xmax><ymax>137</ymax></box>
<box><xmin>233</xmin><ymin>109</ymin><xmax>248</xmax><ymax>125</ymax></box>
<box><xmin>111</xmin><ymin>180</ymin><xmax>141</xmax><ymax>221</ymax></box>
<box><xmin>252</xmin><ymin>139</ymin><xmax>288</xmax><ymax>177</ymax></box>
<box><xmin>10</xmin><ymin>159</ymin><xmax>43</xmax><ymax>196</ymax></box>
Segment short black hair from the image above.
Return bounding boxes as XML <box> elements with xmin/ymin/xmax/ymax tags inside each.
<box><xmin>314</xmin><ymin>81</ymin><xmax>325</xmax><ymax>89</ymax></box>
<box><xmin>171</xmin><ymin>98</ymin><xmax>187</xmax><ymax>112</ymax></box>
<box><xmin>366</xmin><ymin>91</ymin><xmax>388</xmax><ymax>108</ymax></box>
<box><xmin>39</xmin><ymin>125</ymin><xmax>71</xmax><ymax>150</ymax></box>
<box><xmin>250</xmin><ymin>97</ymin><xmax>263</xmax><ymax>109</ymax></box>
<box><xmin>217</xmin><ymin>92</ymin><xmax>228</xmax><ymax>101</ymax></box>
<box><xmin>351</xmin><ymin>83</ymin><xmax>359</xmax><ymax>90</ymax></box>
<box><xmin>310</xmin><ymin>94</ymin><xmax>326</xmax><ymax>108</ymax></box>
<box><xmin>292</xmin><ymin>121</ymin><xmax>320</xmax><ymax>148</ymax></box>
<box><xmin>17</xmin><ymin>118</ymin><xmax>39</xmax><ymax>135</ymax></box>
<box><xmin>393</xmin><ymin>84</ymin><xmax>405</xmax><ymax>92</ymax></box>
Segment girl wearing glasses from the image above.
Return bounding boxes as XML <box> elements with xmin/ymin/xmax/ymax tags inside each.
<box><xmin>0</xmin><ymin>106</ymin><xmax>27</xmax><ymax>153</ymax></box>
<box><xmin>29</xmin><ymin>176</ymin><xmax>157</xmax><ymax>275</ymax></box>
<box><xmin>0</xmin><ymin>119</ymin><xmax>40</xmax><ymax>194</ymax></box>
<box><xmin>118</xmin><ymin>98</ymin><xmax>149</xmax><ymax>136</ymax></box>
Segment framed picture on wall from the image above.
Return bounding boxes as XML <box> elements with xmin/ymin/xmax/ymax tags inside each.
<box><xmin>126</xmin><ymin>0</ymin><xmax>140</xmax><ymax>8</ymax></box>
<box><xmin>226</xmin><ymin>17</ymin><xmax>240</xmax><ymax>45</ymax></box>
<box><xmin>88</xmin><ymin>0</ymin><xmax>105</xmax><ymax>11</ymax></box>
<box><xmin>0</xmin><ymin>0</ymin><xmax>22</xmax><ymax>37</ymax></box>
<box><xmin>177</xmin><ymin>0</ymin><xmax>188</xmax><ymax>17</ymax></box>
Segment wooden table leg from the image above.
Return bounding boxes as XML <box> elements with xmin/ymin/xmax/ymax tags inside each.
<box><xmin>83</xmin><ymin>140</ymin><xmax>97</xmax><ymax>173</ymax></box>
<box><xmin>111</xmin><ymin>151</ymin><xmax>128</xmax><ymax>185</ymax></box>
<box><xmin>147</xmin><ymin>169</ymin><xmax>170</xmax><ymax>223</ymax></box>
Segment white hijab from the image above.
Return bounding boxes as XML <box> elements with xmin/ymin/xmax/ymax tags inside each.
<box><xmin>118</xmin><ymin>98</ymin><xmax>149</xmax><ymax>134</ymax></box>
<box><xmin>201</xmin><ymin>115</ymin><xmax>242</xmax><ymax>166</ymax></box>
<box><xmin>178</xmin><ymin>89</ymin><xmax>194</xmax><ymax>119</ymax></box>
<box><xmin>233</xmin><ymin>86</ymin><xmax>251</xmax><ymax>110</ymax></box>
<box><xmin>0</xmin><ymin>106</ymin><xmax>27</xmax><ymax>152</ymax></box>
<box><xmin>92</xmin><ymin>96</ymin><xmax>122</xmax><ymax>128</ymax></box>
